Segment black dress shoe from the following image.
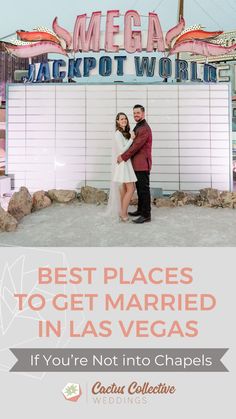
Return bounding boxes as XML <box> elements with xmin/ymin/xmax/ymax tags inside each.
<box><xmin>132</xmin><ymin>216</ymin><xmax>151</xmax><ymax>224</ymax></box>
<box><xmin>128</xmin><ymin>210</ymin><xmax>141</xmax><ymax>216</ymax></box>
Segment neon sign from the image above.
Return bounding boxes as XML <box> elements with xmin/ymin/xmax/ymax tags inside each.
<box><xmin>29</xmin><ymin>57</ymin><xmax>217</xmax><ymax>83</ymax></box>
<box><xmin>2</xmin><ymin>11</ymin><xmax>236</xmax><ymax>57</ymax></box>
<box><xmin>1</xmin><ymin>10</ymin><xmax>236</xmax><ymax>83</ymax></box>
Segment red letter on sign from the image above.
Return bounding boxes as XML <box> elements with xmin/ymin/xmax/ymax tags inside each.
<box><xmin>73</xmin><ymin>11</ymin><xmax>101</xmax><ymax>52</ymax></box>
<box><xmin>124</xmin><ymin>10</ymin><xmax>142</xmax><ymax>53</ymax></box>
<box><xmin>105</xmin><ymin>10</ymin><xmax>120</xmax><ymax>52</ymax></box>
<box><xmin>147</xmin><ymin>12</ymin><xmax>165</xmax><ymax>52</ymax></box>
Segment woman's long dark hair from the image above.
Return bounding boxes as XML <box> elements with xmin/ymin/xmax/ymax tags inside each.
<box><xmin>115</xmin><ymin>112</ymin><xmax>131</xmax><ymax>140</ymax></box>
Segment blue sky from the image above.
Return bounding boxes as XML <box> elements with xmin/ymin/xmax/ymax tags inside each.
<box><xmin>1</xmin><ymin>0</ymin><xmax>236</xmax><ymax>39</ymax></box>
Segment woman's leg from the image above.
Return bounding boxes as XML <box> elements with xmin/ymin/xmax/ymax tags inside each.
<box><xmin>119</xmin><ymin>184</ymin><xmax>127</xmax><ymax>216</ymax></box>
<box><xmin>121</xmin><ymin>182</ymin><xmax>135</xmax><ymax>218</ymax></box>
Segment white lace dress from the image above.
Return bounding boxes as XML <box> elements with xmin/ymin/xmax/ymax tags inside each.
<box><xmin>113</xmin><ymin>130</ymin><xmax>137</xmax><ymax>183</ymax></box>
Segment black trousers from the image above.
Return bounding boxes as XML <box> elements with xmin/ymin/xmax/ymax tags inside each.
<box><xmin>135</xmin><ymin>171</ymin><xmax>151</xmax><ymax>218</ymax></box>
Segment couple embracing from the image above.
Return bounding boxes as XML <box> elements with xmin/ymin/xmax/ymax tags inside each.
<box><xmin>107</xmin><ymin>105</ymin><xmax>152</xmax><ymax>224</ymax></box>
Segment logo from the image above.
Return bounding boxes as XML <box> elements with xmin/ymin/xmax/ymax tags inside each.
<box><xmin>62</xmin><ymin>383</ymin><xmax>82</xmax><ymax>402</ymax></box>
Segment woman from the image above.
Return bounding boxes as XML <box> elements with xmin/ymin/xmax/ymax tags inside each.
<box><xmin>107</xmin><ymin>112</ymin><xmax>137</xmax><ymax>221</ymax></box>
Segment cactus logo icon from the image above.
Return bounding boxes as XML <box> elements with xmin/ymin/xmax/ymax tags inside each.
<box><xmin>62</xmin><ymin>383</ymin><xmax>82</xmax><ymax>402</ymax></box>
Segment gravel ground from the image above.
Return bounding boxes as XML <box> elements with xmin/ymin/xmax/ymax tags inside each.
<box><xmin>0</xmin><ymin>202</ymin><xmax>236</xmax><ymax>246</ymax></box>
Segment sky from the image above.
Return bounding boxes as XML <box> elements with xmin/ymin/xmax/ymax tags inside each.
<box><xmin>1</xmin><ymin>0</ymin><xmax>236</xmax><ymax>39</ymax></box>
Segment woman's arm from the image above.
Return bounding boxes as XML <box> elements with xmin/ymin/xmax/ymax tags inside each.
<box><xmin>122</xmin><ymin>138</ymin><xmax>133</xmax><ymax>153</ymax></box>
<box><xmin>115</xmin><ymin>131</ymin><xmax>133</xmax><ymax>154</ymax></box>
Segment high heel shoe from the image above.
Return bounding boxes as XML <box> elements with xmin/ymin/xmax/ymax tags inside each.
<box><xmin>119</xmin><ymin>215</ymin><xmax>129</xmax><ymax>222</ymax></box>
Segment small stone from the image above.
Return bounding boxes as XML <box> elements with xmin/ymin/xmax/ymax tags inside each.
<box><xmin>8</xmin><ymin>186</ymin><xmax>32</xmax><ymax>221</ymax></box>
<box><xmin>47</xmin><ymin>189</ymin><xmax>76</xmax><ymax>203</ymax></box>
<box><xmin>154</xmin><ymin>198</ymin><xmax>175</xmax><ymax>208</ymax></box>
<box><xmin>203</xmin><ymin>199</ymin><xmax>220</xmax><ymax>208</ymax></box>
<box><xmin>183</xmin><ymin>193</ymin><xmax>198</xmax><ymax>205</ymax></box>
<box><xmin>170</xmin><ymin>191</ymin><xmax>197</xmax><ymax>206</ymax></box>
<box><xmin>220</xmin><ymin>191</ymin><xmax>234</xmax><ymax>208</ymax></box>
<box><xmin>170</xmin><ymin>191</ymin><xmax>186</xmax><ymax>201</ymax></box>
<box><xmin>95</xmin><ymin>189</ymin><xmax>108</xmax><ymax>204</ymax></box>
<box><xmin>198</xmin><ymin>188</ymin><xmax>221</xmax><ymax>208</ymax></box>
<box><xmin>0</xmin><ymin>204</ymin><xmax>18</xmax><ymax>232</ymax></box>
<box><xmin>32</xmin><ymin>191</ymin><xmax>52</xmax><ymax>211</ymax></box>
<box><xmin>81</xmin><ymin>186</ymin><xmax>108</xmax><ymax>204</ymax></box>
<box><xmin>199</xmin><ymin>188</ymin><xmax>220</xmax><ymax>199</ymax></box>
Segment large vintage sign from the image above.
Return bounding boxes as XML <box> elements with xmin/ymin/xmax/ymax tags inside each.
<box><xmin>2</xmin><ymin>10</ymin><xmax>236</xmax><ymax>82</ymax></box>
<box><xmin>27</xmin><ymin>57</ymin><xmax>217</xmax><ymax>83</ymax></box>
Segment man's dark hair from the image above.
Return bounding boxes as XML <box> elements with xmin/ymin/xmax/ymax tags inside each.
<box><xmin>133</xmin><ymin>104</ymin><xmax>145</xmax><ymax>112</ymax></box>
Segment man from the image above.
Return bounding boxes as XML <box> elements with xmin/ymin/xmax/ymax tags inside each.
<box><xmin>117</xmin><ymin>104</ymin><xmax>152</xmax><ymax>224</ymax></box>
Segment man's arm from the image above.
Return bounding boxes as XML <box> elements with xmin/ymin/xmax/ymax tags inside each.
<box><xmin>120</xmin><ymin>127</ymin><xmax>148</xmax><ymax>162</ymax></box>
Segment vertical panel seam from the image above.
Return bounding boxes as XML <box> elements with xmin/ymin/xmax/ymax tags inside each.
<box><xmin>55</xmin><ymin>85</ymin><xmax>56</xmax><ymax>189</ymax></box>
<box><xmin>228</xmin><ymin>83</ymin><xmax>233</xmax><ymax>191</ymax></box>
<box><xmin>85</xmin><ymin>86</ymin><xmax>87</xmax><ymax>187</ymax></box>
<box><xmin>178</xmin><ymin>85</ymin><xmax>181</xmax><ymax>190</ymax></box>
<box><xmin>25</xmin><ymin>85</ymin><xmax>26</xmax><ymax>187</ymax></box>
<box><xmin>209</xmin><ymin>84</ymin><xmax>213</xmax><ymax>189</ymax></box>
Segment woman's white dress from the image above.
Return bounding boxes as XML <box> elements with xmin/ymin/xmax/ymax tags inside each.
<box><xmin>113</xmin><ymin>130</ymin><xmax>137</xmax><ymax>183</ymax></box>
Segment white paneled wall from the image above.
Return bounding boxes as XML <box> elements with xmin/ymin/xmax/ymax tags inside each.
<box><xmin>7</xmin><ymin>83</ymin><xmax>232</xmax><ymax>193</ymax></box>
